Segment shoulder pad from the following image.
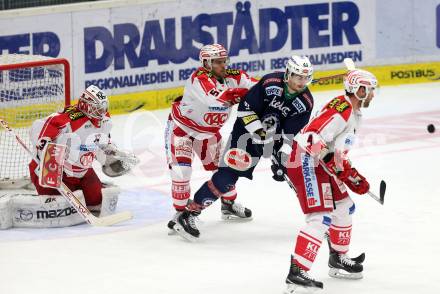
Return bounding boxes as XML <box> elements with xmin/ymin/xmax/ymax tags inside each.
<box><xmin>326</xmin><ymin>97</ymin><xmax>352</xmax><ymax>113</ymax></box>
<box><xmin>63</xmin><ymin>106</ymin><xmax>86</xmax><ymax>120</ymax></box>
<box><xmin>195</xmin><ymin>69</ymin><xmax>212</xmax><ymax>78</ymax></box>
<box><xmin>226</xmin><ymin>69</ymin><xmax>241</xmax><ymax>76</ymax></box>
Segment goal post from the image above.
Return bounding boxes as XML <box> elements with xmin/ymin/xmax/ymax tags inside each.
<box><xmin>0</xmin><ymin>54</ymin><xmax>71</xmax><ymax>183</ymax></box>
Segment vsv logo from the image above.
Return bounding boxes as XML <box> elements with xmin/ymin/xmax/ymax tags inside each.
<box><xmin>84</xmin><ymin>1</ymin><xmax>361</xmax><ymax>73</ymax></box>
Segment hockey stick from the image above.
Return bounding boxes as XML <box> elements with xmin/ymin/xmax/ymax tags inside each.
<box><xmin>318</xmin><ymin>157</ymin><xmax>386</xmax><ymax>205</ymax></box>
<box><xmin>270</xmin><ymin>155</ymin><xmax>296</xmax><ymax>192</ymax></box>
<box><xmin>0</xmin><ymin>118</ymin><xmax>133</xmax><ymax>226</ymax></box>
<box><xmin>310</xmin><ymin>58</ymin><xmax>355</xmax><ymax>85</ymax></box>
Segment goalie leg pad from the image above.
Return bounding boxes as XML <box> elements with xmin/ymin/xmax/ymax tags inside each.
<box><xmin>99</xmin><ymin>185</ymin><xmax>120</xmax><ymax>217</ymax></box>
<box><xmin>0</xmin><ymin>191</ymin><xmax>87</xmax><ymax>229</ymax></box>
<box><xmin>89</xmin><ymin>184</ymin><xmax>121</xmax><ymax>217</ymax></box>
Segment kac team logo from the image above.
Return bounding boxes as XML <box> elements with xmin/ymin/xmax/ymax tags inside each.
<box><xmin>203</xmin><ymin>112</ymin><xmax>228</xmax><ymax>126</ymax></box>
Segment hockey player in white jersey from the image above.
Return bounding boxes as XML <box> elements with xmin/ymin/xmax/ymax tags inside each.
<box><xmin>283</xmin><ymin>69</ymin><xmax>378</xmax><ymax>292</ymax></box>
<box><xmin>165</xmin><ymin>44</ymin><xmax>257</xmax><ymax>231</ymax></box>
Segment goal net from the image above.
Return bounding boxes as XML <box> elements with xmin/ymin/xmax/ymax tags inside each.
<box><xmin>0</xmin><ymin>54</ymin><xmax>70</xmax><ymax>185</ymax></box>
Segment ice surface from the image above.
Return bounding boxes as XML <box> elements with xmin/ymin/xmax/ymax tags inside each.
<box><xmin>1</xmin><ymin>83</ymin><xmax>440</xmax><ymax>294</ymax></box>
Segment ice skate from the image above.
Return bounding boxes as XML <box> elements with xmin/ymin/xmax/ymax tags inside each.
<box><xmin>173</xmin><ymin>210</ymin><xmax>200</xmax><ymax>242</ymax></box>
<box><xmin>325</xmin><ymin>232</ymin><xmax>365</xmax><ymax>264</ymax></box>
<box><xmin>285</xmin><ymin>260</ymin><xmax>323</xmax><ymax>293</ymax></box>
<box><xmin>220</xmin><ymin>199</ymin><xmax>252</xmax><ymax>221</ymax></box>
<box><xmin>328</xmin><ymin>252</ymin><xmax>363</xmax><ymax>279</ymax></box>
<box><xmin>167</xmin><ymin>211</ymin><xmax>183</xmax><ymax>235</ymax></box>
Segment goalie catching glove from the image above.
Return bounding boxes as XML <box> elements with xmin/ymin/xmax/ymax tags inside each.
<box><xmin>100</xmin><ymin>144</ymin><xmax>140</xmax><ymax>177</ymax></box>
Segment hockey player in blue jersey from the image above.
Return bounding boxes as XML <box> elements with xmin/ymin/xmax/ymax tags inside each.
<box><xmin>173</xmin><ymin>55</ymin><xmax>315</xmax><ymax>240</ymax></box>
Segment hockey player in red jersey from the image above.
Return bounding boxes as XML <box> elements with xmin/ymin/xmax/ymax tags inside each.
<box><xmin>29</xmin><ymin>85</ymin><xmax>138</xmax><ymax>219</ymax></box>
<box><xmin>165</xmin><ymin>44</ymin><xmax>257</xmax><ymax>231</ymax></box>
<box><xmin>284</xmin><ymin>69</ymin><xmax>378</xmax><ymax>292</ymax></box>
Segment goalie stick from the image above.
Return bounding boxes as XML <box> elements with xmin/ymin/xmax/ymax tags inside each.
<box><xmin>0</xmin><ymin>118</ymin><xmax>133</xmax><ymax>226</ymax></box>
<box><xmin>310</xmin><ymin>58</ymin><xmax>355</xmax><ymax>85</ymax></box>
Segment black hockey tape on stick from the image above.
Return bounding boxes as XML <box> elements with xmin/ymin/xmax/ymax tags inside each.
<box><xmin>365</xmin><ymin>180</ymin><xmax>386</xmax><ymax>205</ymax></box>
<box><xmin>379</xmin><ymin>180</ymin><xmax>386</xmax><ymax>204</ymax></box>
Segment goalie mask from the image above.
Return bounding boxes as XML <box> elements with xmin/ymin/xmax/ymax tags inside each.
<box><xmin>78</xmin><ymin>85</ymin><xmax>109</xmax><ymax>120</ymax></box>
<box><xmin>199</xmin><ymin>44</ymin><xmax>229</xmax><ymax>70</ymax></box>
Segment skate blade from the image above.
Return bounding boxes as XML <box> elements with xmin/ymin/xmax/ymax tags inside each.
<box><xmin>168</xmin><ymin>229</ymin><xmax>177</xmax><ymax>236</ymax></box>
<box><xmin>173</xmin><ymin>223</ymin><xmax>199</xmax><ymax>242</ymax></box>
<box><xmin>221</xmin><ymin>214</ymin><xmax>253</xmax><ymax>221</ymax></box>
<box><xmin>328</xmin><ymin>268</ymin><xmax>363</xmax><ymax>280</ymax></box>
<box><xmin>284</xmin><ymin>283</ymin><xmax>322</xmax><ymax>294</ymax></box>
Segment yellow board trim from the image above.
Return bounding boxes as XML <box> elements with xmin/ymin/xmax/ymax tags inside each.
<box><xmin>2</xmin><ymin>61</ymin><xmax>439</xmax><ymax>127</ymax></box>
<box><xmin>106</xmin><ymin>61</ymin><xmax>440</xmax><ymax>115</ymax></box>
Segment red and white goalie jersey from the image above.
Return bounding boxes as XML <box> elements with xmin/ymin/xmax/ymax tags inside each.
<box><xmin>30</xmin><ymin>106</ymin><xmax>112</xmax><ymax>178</ymax></box>
<box><xmin>171</xmin><ymin>67</ymin><xmax>257</xmax><ymax>139</ymax></box>
<box><xmin>295</xmin><ymin>95</ymin><xmax>361</xmax><ymax>160</ymax></box>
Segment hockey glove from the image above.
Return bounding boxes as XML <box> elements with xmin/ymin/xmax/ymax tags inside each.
<box><xmin>270</xmin><ymin>143</ymin><xmax>291</xmax><ymax>182</ymax></box>
<box><xmin>322</xmin><ymin>152</ymin><xmax>352</xmax><ymax>181</ymax></box>
<box><xmin>217</xmin><ymin>88</ymin><xmax>248</xmax><ymax>106</ymax></box>
<box><xmin>271</xmin><ymin>156</ymin><xmax>286</xmax><ymax>182</ymax></box>
<box><xmin>343</xmin><ymin>168</ymin><xmax>370</xmax><ymax>195</ymax></box>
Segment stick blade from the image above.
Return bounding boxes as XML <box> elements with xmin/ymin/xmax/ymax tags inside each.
<box><xmin>379</xmin><ymin>180</ymin><xmax>386</xmax><ymax>204</ymax></box>
<box><xmin>343</xmin><ymin>58</ymin><xmax>356</xmax><ymax>71</ymax></box>
<box><xmin>90</xmin><ymin>211</ymin><xmax>133</xmax><ymax>227</ymax></box>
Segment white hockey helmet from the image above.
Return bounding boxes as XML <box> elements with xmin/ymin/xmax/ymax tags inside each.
<box><xmin>77</xmin><ymin>85</ymin><xmax>109</xmax><ymax>120</ymax></box>
<box><xmin>199</xmin><ymin>44</ymin><xmax>229</xmax><ymax>69</ymax></box>
<box><xmin>344</xmin><ymin>69</ymin><xmax>378</xmax><ymax>100</ymax></box>
<box><xmin>284</xmin><ymin>55</ymin><xmax>314</xmax><ymax>84</ymax></box>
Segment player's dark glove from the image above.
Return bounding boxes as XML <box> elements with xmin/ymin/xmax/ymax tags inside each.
<box><xmin>271</xmin><ymin>149</ymin><xmax>287</xmax><ymax>182</ymax></box>
<box><xmin>271</xmin><ymin>160</ymin><xmax>285</xmax><ymax>182</ymax></box>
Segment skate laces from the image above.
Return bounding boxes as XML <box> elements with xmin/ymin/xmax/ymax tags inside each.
<box><xmin>340</xmin><ymin>254</ymin><xmax>355</xmax><ymax>266</ymax></box>
<box><xmin>187</xmin><ymin>213</ymin><xmax>199</xmax><ymax>230</ymax></box>
<box><xmin>299</xmin><ymin>268</ymin><xmax>316</xmax><ymax>281</ymax></box>
<box><xmin>232</xmin><ymin>202</ymin><xmax>246</xmax><ymax>216</ymax></box>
